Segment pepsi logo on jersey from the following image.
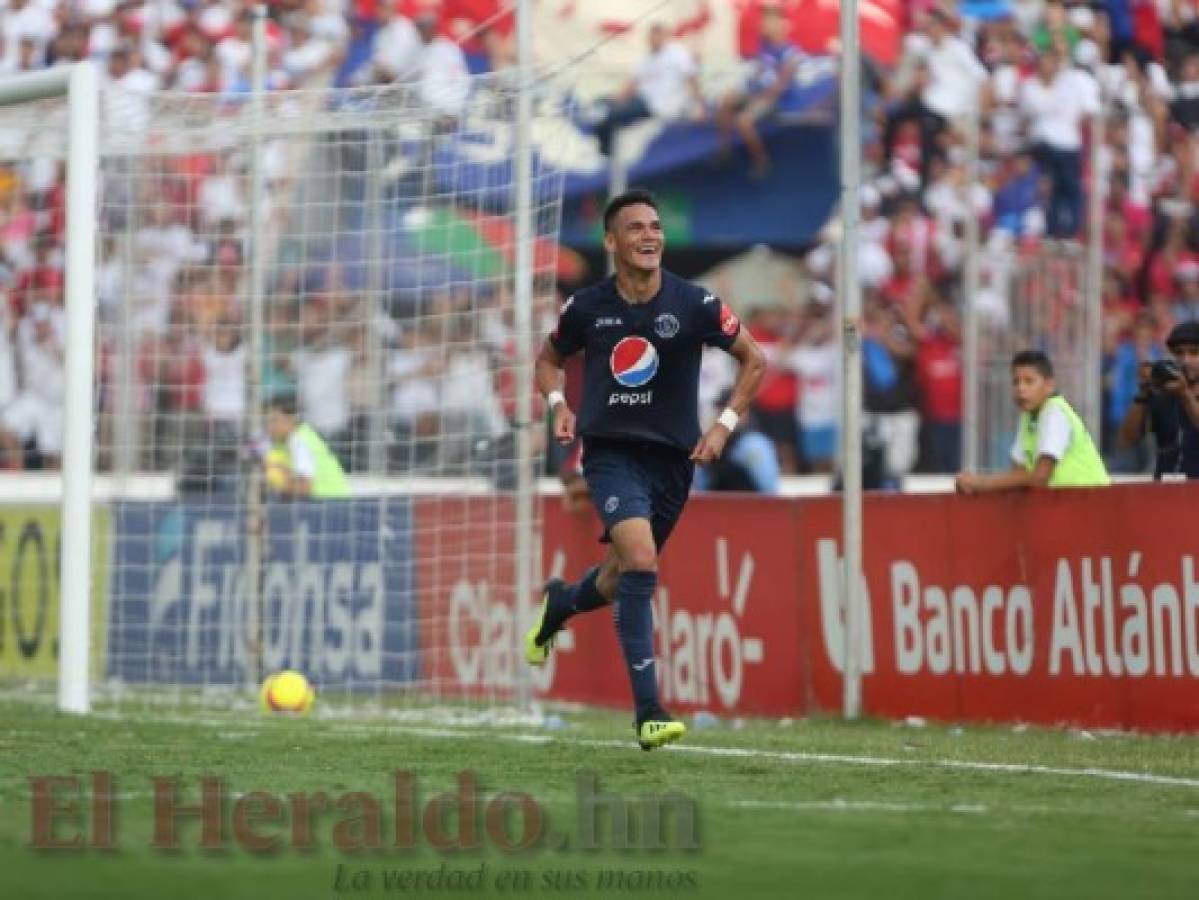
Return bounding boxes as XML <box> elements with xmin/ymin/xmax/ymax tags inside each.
<box><xmin>610</xmin><ymin>337</ymin><xmax>659</xmax><ymax>387</ymax></box>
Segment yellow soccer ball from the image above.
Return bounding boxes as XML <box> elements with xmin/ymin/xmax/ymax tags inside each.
<box><xmin>260</xmin><ymin>670</ymin><xmax>315</xmax><ymax>715</ymax></box>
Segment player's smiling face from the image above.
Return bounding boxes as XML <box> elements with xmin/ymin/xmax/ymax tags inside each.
<box><xmin>606</xmin><ymin>203</ymin><xmax>664</xmax><ymax>275</ymax></box>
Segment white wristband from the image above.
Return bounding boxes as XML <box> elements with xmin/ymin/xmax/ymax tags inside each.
<box><xmin>546</xmin><ymin>390</ymin><xmax>566</xmax><ymax>410</ymax></box>
<box><xmin>717</xmin><ymin>407</ymin><xmax>739</xmax><ymax>431</ymax></box>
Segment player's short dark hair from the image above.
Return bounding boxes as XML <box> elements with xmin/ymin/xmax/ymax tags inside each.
<box><xmin>603</xmin><ymin>188</ymin><xmax>659</xmax><ymax>233</ymax></box>
<box><xmin>267</xmin><ymin>393</ymin><xmax>299</xmax><ymax>416</ymax></box>
<box><xmin>1011</xmin><ymin>349</ymin><xmax>1054</xmax><ymax>378</ymax></box>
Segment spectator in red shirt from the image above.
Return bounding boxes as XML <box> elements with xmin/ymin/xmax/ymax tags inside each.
<box><xmin>1104</xmin><ymin>213</ymin><xmax>1145</xmax><ymax>279</ymax></box>
<box><xmin>1145</xmin><ymin>211</ymin><xmax>1197</xmax><ymax>299</ymax></box>
<box><xmin>10</xmin><ymin>234</ymin><xmax>62</xmax><ymax>318</ymax></box>
<box><xmin>888</xmin><ymin>195</ymin><xmax>942</xmax><ymax>279</ymax></box>
<box><xmin>880</xmin><ymin>233</ymin><xmax>932</xmax><ymax>310</ymax></box>
<box><xmin>161</xmin><ymin>307</ymin><xmax>206</xmax><ymax>415</ymax></box>
<box><xmin>914</xmin><ymin>297</ymin><xmax>962</xmax><ymax>473</ymax></box>
<box><xmin>1106</xmin><ymin>171</ymin><xmax>1151</xmax><ymax>246</ymax></box>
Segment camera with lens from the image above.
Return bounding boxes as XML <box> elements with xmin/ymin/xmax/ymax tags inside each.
<box><xmin>1150</xmin><ymin>358</ymin><xmax>1185</xmax><ymax>391</ymax></box>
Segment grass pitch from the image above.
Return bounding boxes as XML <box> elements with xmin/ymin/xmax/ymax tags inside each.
<box><xmin>2</xmin><ymin>698</ymin><xmax>1199</xmax><ymax>899</ymax></box>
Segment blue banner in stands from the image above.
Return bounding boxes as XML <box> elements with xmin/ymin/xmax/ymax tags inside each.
<box><xmin>328</xmin><ymin>59</ymin><xmax>840</xmax><ymax>253</ymax></box>
<box><xmin>560</xmin><ymin>123</ymin><xmax>841</xmax><ymax>248</ymax></box>
<box><xmin>560</xmin><ymin>63</ymin><xmax>839</xmax><ymax>197</ymax></box>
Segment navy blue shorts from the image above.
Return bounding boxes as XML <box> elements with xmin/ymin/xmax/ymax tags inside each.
<box><xmin>582</xmin><ymin>437</ymin><xmax>694</xmax><ymax>549</ymax></box>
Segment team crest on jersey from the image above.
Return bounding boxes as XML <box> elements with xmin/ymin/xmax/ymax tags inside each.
<box><xmin>654</xmin><ymin>313</ymin><xmax>680</xmax><ymax>339</ymax></box>
<box><xmin>610</xmin><ymin>336</ymin><xmax>659</xmax><ymax>387</ymax></box>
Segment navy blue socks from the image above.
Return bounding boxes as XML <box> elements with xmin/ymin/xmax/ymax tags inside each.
<box><xmin>612</xmin><ymin>570</ymin><xmax>661</xmax><ymax>725</ymax></box>
<box><xmin>536</xmin><ymin>566</ymin><xmax>607</xmax><ymax>643</ymax></box>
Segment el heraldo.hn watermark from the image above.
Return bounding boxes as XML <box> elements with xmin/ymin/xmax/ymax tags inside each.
<box><xmin>27</xmin><ymin>771</ymin><xmax>701</xmax><ymax>855</ymax></box>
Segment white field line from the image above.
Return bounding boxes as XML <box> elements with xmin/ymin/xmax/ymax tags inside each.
<box><xmin>505</xmin><ymin>733</ymin><xmax>1199</xmax><ymax>789</ymax></box>
<box><xmin>729</xmin><ymin>799</ymin><xmax>990</xmax><ymax>815</ymax></box>
<box><xmin>725</xmin><ymin>799</ymin><xmax>1186</xmax><ymax>818</ymax></box>
<box><xmin>75</xmin><ymin>711</ymin><xmax>1199</xmax><ymax>791</ymax></box>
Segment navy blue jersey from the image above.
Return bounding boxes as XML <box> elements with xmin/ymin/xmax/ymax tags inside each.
<box><xmin>549</xmin><ymin>270</ymin><xmax>741</xmax><ymax>452</ymax></box>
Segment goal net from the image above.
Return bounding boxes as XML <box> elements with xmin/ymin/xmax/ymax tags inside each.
<box><xmin>0</xmin><ymin>72</ymin><xmax>571</xmax><ymax>717</ymax></box>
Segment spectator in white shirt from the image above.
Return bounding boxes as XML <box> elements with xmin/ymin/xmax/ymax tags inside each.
<box><xmin>0</xmin><ymin>35</ymin><xmax>42</xmax><ymax>74</ymax></box>
<box><xmin>437</xmin><ymin>314</ymin><xmax>505</xmax><ymax>470</ymax></box>
<box><xmin>197</xmin><ymin>0</ymin><xmax>235</xmax><ymax>39</ymax></box>
<box><xmin>294</xmin><ymin>298</ymin><xmax>353</xmax><ymax>445</ymax></box>
<box><xmin>1</xmin><ymin>0</ymin><xmax>56</xmax><ymax>72</ymax></box>
<box><xmin>1019</xmin><ymin>46</ymin><xmax>1101</xmax><ymax>237</ymax></box>
<box><xmin>921</xmin><ymin>10</ymin><xmax>988</xmax><ymax>121</ymax></box>
<box><xmin>923</xmin><ymin>155</ymin><xmax>993</xmax><ymax>272</ymax></box>
<box><xmin>887</xmin><ymin>8</ymin><xmax>986</xmax><ymax>182</ymax></box>
<box><xmin>0</xmin><ymin>302</ymin><xmax>65</xmax><ymax>468</ymax></box>
<box><xmin>785</xmin><ymin>297</ymin><xmax>841</xmax><ymax>473</ymax></box>
<box><xmin>415</xmin><ymin>11</ymin><xmax>471</xmax><ymax>123</ymax></box>
<box><xmin>215</xmin><ymin>11</ymin><xmax>253</xmax><ymax>78</ymax></box>
<box><xmin>281</xmin><ymin>14</ymin><xmax>340</xmax><ymax>86</ymax></box>
<box><xmin>201</xmin><ymin>322</ymin><xmax>247</xmax><ymax>426</ymax></box>
<box><xmin>103</xmin><ymin>43</ymin><xmax>159</xmax><ymax>134</ymax></box>
<box><xmin>593</xmin><ymin>22</ymin><xmax>700</xmax><ymax>157</ymax></box>
<box><xmin>363</xmin><ymin>0</ymin><xmax>422</xmax><ymax>84</ymax></box>
<box><xmin>387</xmin><ymin>322</ymin><xmax>442</xmax><ymax>470</ymax></box>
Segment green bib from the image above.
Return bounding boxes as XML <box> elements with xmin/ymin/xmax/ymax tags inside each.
<box><xmin>281</xmin><ymin>423</ymin><xmax>350</xmax><ymax>499</ymax></box>
<box><xmin>1019</xmin><ymin>395</ymin><xmax>1110</xmax><ymax>488</ymax></box>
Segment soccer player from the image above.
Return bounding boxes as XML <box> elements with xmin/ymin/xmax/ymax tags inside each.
<box><xmin>954</xmin><ymin>349</ymin><xmax>1109</xmax><ymax>494</ymax></box>
<box><xmin>526</xmin><ymin>189</ymin><xmax>766</xmax><ymax>750</ymax></box>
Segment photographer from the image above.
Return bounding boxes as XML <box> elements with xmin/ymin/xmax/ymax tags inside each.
<box><xmin>1117</xmin><ymin>322</ymin><xmax>1199</xmax><ymax>479</ymax></box>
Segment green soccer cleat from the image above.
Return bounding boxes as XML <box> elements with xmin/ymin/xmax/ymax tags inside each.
<box><xmin>637</xmin><ymin>718</ymin><xmax>687</xmax><ymax>751</ymax></box>
<box><xmin>524</xmin><ymin>578</ymin><xmax>565</xmax><ymax>667</ymax></box>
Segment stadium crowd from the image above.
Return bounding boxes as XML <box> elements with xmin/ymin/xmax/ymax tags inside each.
<box><xmin>0</xmin><ymin>0</ymin><xmax>512</xmax><ymax>475</ymax></box>
<box><xmin>0</xmin><ymin>0</ymin><xmax>1198</xmax><ymax>484</ymax></box>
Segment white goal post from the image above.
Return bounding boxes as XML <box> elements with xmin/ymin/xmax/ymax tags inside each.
<box><xmin>0</xmin><ymin>63</ymin><xmax>100</xmax><ymax>714</ymax></box>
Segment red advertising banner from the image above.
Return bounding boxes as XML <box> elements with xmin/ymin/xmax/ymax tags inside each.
<box><xmin>412</xmin><ymin>496</ymin><xmax>521</xmax><ymax>698</ymax></box>
<box><xmin>796</xmin><ymin>484</ymin><xmax>1199</xmax><ymax>731</ymax></box>
<box><xmin>416</xmin><ymin>484</ymin><xmax>1199</xmax><ymax>731</ymax></box>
